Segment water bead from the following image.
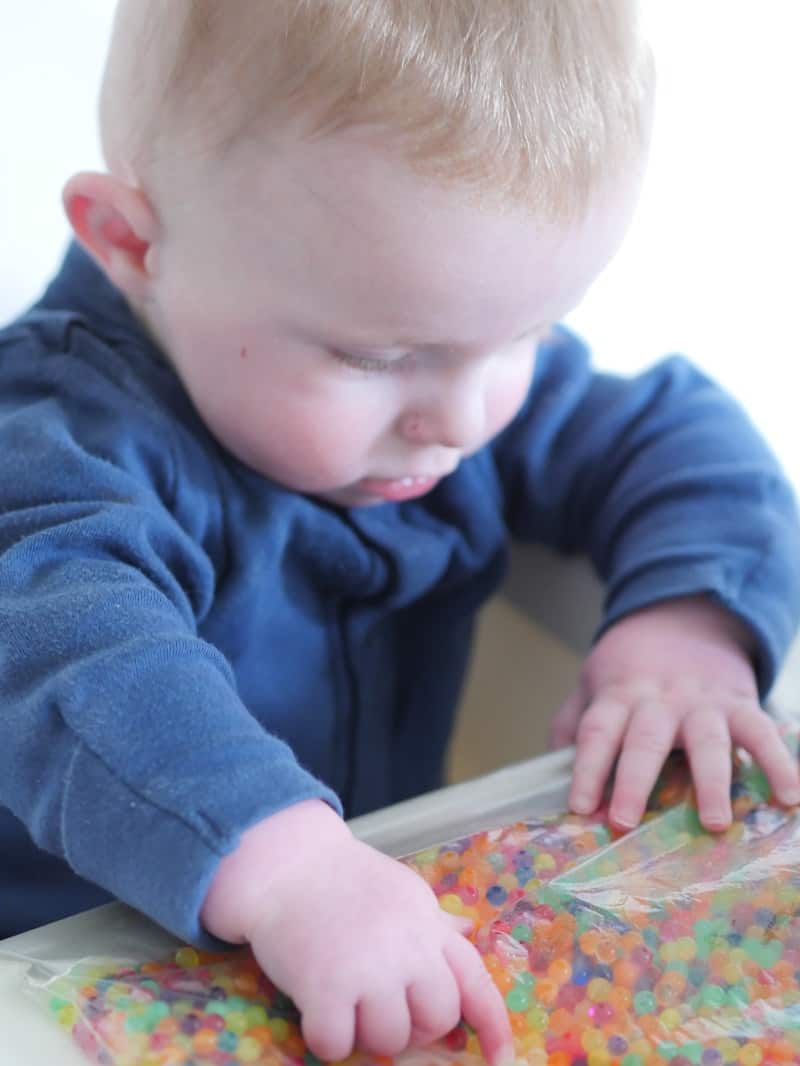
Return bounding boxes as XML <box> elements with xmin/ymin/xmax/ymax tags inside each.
<box><xmin>504</xmin><ymin>986</ymin><xmax>530</xmax><ymax>1012</ymax></box>
<box><xmin>43</xmin><ymin>747</ymin><xmax>800</xmax><ymax>1066</ymax></box>
<box><xmin>634</xmin><ymin>990</ymin><xmax>657</xmax><ymax>1015</ymax></box>
<box><xmin>173</xmin><ymin>947</ymin><xmax>199</xmax><ymax>969</ymax></box>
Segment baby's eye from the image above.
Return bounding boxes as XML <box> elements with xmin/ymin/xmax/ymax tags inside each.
<box><xmin>330</xmin><ymin>348</ymin><xmax>412</xmax><ymax>373</ymax></box>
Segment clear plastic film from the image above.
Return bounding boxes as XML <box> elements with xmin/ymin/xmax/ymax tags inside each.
<box><xmin>9</xmin><ymin>743</ymin><xmax>800</xmax><ymax>1066</ymax></box>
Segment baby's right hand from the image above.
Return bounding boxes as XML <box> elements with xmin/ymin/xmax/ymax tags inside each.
<box><xmin>201</xmin><ymin>800</ymin><xmax>513</xmax><ymax>1065</ymax></box>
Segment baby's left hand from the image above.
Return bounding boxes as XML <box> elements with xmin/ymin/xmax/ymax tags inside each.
<box><xmin>550</xmin><ymin>596</ymin><xmax>800</xmax><ymax>831</ymax></box>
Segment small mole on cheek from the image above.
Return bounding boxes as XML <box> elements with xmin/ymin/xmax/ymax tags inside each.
<box><xmin>240</xmin><ymin>346</ymin><xmax>248</xmax><ymax>360</ymax></box>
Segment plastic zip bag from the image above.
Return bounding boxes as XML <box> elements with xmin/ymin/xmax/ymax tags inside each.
<box><xmin>9</xmin><ymin>748</ymin><xmax>800</xmax><ymax>1065</ymax></box>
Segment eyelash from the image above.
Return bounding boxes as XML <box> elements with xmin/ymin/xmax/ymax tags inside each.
<box><xmin>330</xmin><ymin>349</ymin><xmax>411</xmax><ymax>374</ymax></box>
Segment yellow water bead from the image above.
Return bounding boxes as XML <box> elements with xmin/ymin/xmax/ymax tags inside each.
<box><xmin>439</xmin><ymin>893</ymin><xmax>464</xmax><ymax>915</ymax></box>
<box><xmin>659</xmin><ymin>1007</ymin><xmax>682</xmax><ymax>1030</ymax></box>
<box><xmin>738</xmin><ymin>1043</ymin><xmax>763</xmax><ymax>1065</ymax></box>
<box><xmin>673</xmin><ymin>936</ymin><xmax>697</xmax><ymax>961</ymax></box>
<box><xmin>586</xmin><ymin>977</ymin><xmax>612</xmax><ymax>1003</ymax></box>
<box><xmin>581</xmin><ymin>1029</ymin><xmax>606</xmax><ymax>1054</ymax></box>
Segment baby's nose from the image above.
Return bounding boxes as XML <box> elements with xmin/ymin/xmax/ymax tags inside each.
<box><xmin>399</xmin><ymin>373</ymin><xmax>487</xmax><ymax>451</ymax></box>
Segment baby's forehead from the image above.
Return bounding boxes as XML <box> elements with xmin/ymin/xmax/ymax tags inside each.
<box><xmin>196</xmin><ymin>128</ymin><xmax>636</xmax><ymax>355</ymax></box>
<box><xmin>101</xmin><ymin>0</ymin><xmax>652</xmax><ymax>226</ymax></box>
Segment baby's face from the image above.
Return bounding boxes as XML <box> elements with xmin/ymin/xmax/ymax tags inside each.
<box><xmin>141</xmin><ymin>129</ymin><xmax>641</xmax><ymax>506</ymax></box>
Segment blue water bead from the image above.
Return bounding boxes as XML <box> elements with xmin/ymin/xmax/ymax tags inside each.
<box><xmin>486</xmin><ymin>885</ymin><xmax>507</xmax><ymax>905</ymax></box>
<box><xmin>571</xmin><ymin>964</ymin><xmax>592</xmax><ymax>986</ymax></box>
<box><xmin>592</xmin><ymin>964</ymin><xmax>613</xmax><ymax>981</ymax></box>
<box><xmin>754</xmin><ymin>907</ymin><xmax>776</xmax><ymax>928</ymax></box>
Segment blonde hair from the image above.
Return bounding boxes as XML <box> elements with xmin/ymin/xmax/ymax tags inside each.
<box><xmin>101</xmin><ymin>0</ymin><xmax>653</xmax><ymax>218</ymax></box>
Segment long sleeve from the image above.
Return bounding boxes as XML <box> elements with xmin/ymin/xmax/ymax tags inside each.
<box><xmin>0</xmin><ymin>331</ymin><xmax>341</xmax><ymax>945</ymax></box>
<box><xmin>492</xmin><ymin>327</ymin><xmax>800</xmax><ymax>693</ymax></box>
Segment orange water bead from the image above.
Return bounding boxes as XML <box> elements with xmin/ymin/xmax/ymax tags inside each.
<box><xmin>153</xmin><ymin>1016</ymin><xmax>181</xmax><ymax>1038</ymax></box>
<box><xmin>192</xmin><ymin>1028</ymin><xmax>219</xmax><ymax>1055</ymax></box>
<box><xmin>533</xmin><ymin>977</ymin><xmax>558</xmax><ymax>1006</ymax></box>
<box><xmin>233</xmin><ymin>971</ymin><xmax>261</xmax><ymax>996</ymax></box>
<box><xmin>139</xmin><ymin>962</ymin><xmax>167</xmax><ymax>977</ymax></box>
<box><xmin>509</xmin><ymin>1012</ymin><xmax>530</xmax><ymax>1037</ymax></box>
<box><xmin>764</xmin><ymin>1038</ymin><xmax>797</xmax><ymax>1062</ymax></box>
<box><xmin>547</xmin><ymin>958</ymin><xmax>572</xmax><ymax>985</ymax></box>
<box><xmin>492</xmin><ymin>970</ymin><xmax>516</xmax><ymax>995</ymax></box>
<box><xmin>548</xmin><ymin>1008</ymin><xmax>574</xmax><ymax>1036</ymax></box>
<box><xmin>244</xmin><ymin>1025</ymin><xmax>274</xmax><ymax>1046</ymax></box>
<box><xmin>546</xmin><ymin>1052</ymin><xmax>571</xmax><ymax>1066</ymax></box>
<box><xmin>573</xmin><ymin>831</ymin><xmax>601</xmax><ymax>854</ymax></box>
<box><xmin>283</xmin><ymin>1032</ymin><xmax>307</xmax><ymax>1057</ymax></box>
<box><xmin>654</xmin><ymin>971</ymin><xmax>686</xmax><ymax>1006</ymax></box>
<box><xmin>636</xmin><ymin>1014</ymin><xmax>665</xmax><ymax>1041</ymax></box>
<box><xmin>772</xmin><ymin>959</ymin><xmax>795</xmax><ymax>985</ymax></box>
<box><xmin>612</xmin><ymin>959</ymin><xmax>639</xmax><ymax>988</ymax></box>
<box><xmin>594</xmin><ymin>934</ymin><xmax>619</xmax><ymax>964</ymax></box>
<box><xmin>608</xmin><ymin>986</ymin><xmax>633</xmax><ymax>1014</ymax></box>
<box><xmin>579</xmin><ymin>930</ymin><xmax>600</xmax><ymax>955</ymax></box>
<box><xmin>619</xmin><ymin>929</ymin><xmax>644</xmax><ymax>949</ymax></box>
<box><xmin>152</xmin><ymin>1050</ymin><xmax>189</xmax><ymax>1066</ymax></box>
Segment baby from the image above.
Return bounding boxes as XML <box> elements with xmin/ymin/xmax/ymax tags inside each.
<box><xmin>1</xmin><ymin>1</ymin><xmax>799</xmax><ymax>1063</ymax></box>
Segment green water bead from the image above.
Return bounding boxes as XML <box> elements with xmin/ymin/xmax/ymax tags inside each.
<box><xmin>511</xmin><ymin>923</ymin><xmax>532</xmax><ymax>942</ymax></box>
<box><xmin>269</xmin><ymin>1017</ymin><xmax>290</xmax><ymax>1041</ymax></box>
<box><xmin>633</xmin><ymin>990</ymin><xmax>656</xmax><ymax>1015</ymax></box>
<box><xmin>226</xmin><ymin>1011</ymin><xmax>249</xmax><ymax>1035</ymax></box>
<box><xmin>48</xmin><ymin>996</ymin><xmax>70</xmax><ymax>1015</ymax></box>
<box><xmin>244</xmin><ymin>1005</ymin><xmax>270</xmax><ymax>1027</ymax></box>
<box><xmin>621</xmin><ymin>1056</ymin><xmax>645</xmax><ymax>1066</ymax></box>
<box><xmin>700</xmin><ymin>983</ymin><xmax>726</xmax><ymax>1008</ymax></box>
<box><xmin>505</xmin><ymin>986</ymin><xmax>531</xmax><ymax>1012</ymax></box>
<box><xmin>681</xmin><ymin>1042</ymin><xmax>703</xmax><ymax>1064</ymax></box>
<box><xmin>727</xmin><ymin>984</ymin><xmax>750</xmax><ymax>1008</ymax></box>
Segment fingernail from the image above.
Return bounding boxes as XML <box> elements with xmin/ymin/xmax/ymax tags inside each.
<box><xmin>781</xmin><ymin>788</ymin><xmax>800</xmax><ymax>806</ymax></box>
<box><xmin>702</xmin><ymin>812</ymin><xmax>729</xmax><ymax>831</ymax></box>
<box><xmin>495</xmin><ymin>1043</ymin><xmax>516</xmax><ymax>1066</ymax></box>
<box><xmin>571</xmin><ymin>794</ymin><xmax>592</xmax><ymax>814</ymax></box>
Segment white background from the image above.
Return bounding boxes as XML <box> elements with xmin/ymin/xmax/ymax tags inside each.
<box><xmin>1</xmin><ymin>2</ymin><xmax>798</xmax><ymax>483</ymax></box>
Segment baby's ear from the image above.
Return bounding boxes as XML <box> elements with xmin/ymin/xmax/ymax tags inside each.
<box><xmin>62</xmin><ymin>172</ymin><xmax>158</xmax><ymax>302</ymax></box>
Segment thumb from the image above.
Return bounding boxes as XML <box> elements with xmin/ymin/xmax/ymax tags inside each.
<box><xmin>443</xmin><ymin>912</ymin><xmax>475</xmax><ymax>936</ymax></box>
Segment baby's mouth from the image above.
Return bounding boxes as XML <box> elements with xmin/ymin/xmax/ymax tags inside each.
<box><xmin>357</xmin><ymin>474</ymin><xmax>443</xmax><ymax>502</ymax></box>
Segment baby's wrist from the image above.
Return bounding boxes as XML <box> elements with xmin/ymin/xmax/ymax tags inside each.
<box><xmin>200</xmin><ymin>798</ymin><xmax>349</xmax><ymax>943</ymax></box>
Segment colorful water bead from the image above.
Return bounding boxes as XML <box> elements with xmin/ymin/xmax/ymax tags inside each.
<box><xmin>42</xmin><ymin>744</ymin><xmax>800</xmax><ymax>1066</ymax></box>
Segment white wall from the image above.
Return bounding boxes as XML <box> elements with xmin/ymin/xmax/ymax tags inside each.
<box><xmin>2</xmin><ymin>2</ymin><xmax>798</xmax><ymax>483</ymax></box>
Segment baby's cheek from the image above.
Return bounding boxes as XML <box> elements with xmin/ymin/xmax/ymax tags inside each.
<box><xmin>485</xmin><ymin>357</ymin><xmax>535</xmax><ymax>439</ymax></box>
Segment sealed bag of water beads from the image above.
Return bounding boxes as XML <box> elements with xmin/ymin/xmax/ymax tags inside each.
<box><xmin>10</xmin><ymin>744</ymin><xmax>800</xmax><ymax>1066</ymax></box>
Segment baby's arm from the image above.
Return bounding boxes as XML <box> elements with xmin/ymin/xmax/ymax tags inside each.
<box><xmin>492</xmin><ymin>330</ymin><xmax>800</xmax><ymax>833</ymax></box>
<box><xmin>551</xmin><ymin>595</ymin><xmax>800</xmax><ymax>829</ymax></box>
<box><xmin>201</xmin><ymin>800</ymin><xmax>513</xmax><ymax>1065</ymax></box>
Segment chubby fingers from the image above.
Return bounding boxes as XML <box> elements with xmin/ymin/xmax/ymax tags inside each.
<box><xmin>607</xmin><ymin>700</ymin><xmax>679</xmax><ymax>830</ymax></box>
<box><xmin>568</xmin><ymin>696</ymin><xmax>630</xmax><ymax>816</ymax></box>
<box><xmin>444</xmin><ymin>931</ymin><xmax>514</xmax><ymax>1066</ymax></box>
<box><xmin>727</xmin><ymin>705</ymin><xmax>800</xmax><ymax>806</ymax></box>
<box><xmin>681</xmin><ymin>707</ymin><xmax>733</xmax><ymax>830</ymax></box>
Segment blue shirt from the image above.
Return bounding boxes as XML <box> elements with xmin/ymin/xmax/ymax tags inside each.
<box><xmin>1</xmin><ymin>243</ymin><xmax>798</xmax><ymax>944</ymax></box>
